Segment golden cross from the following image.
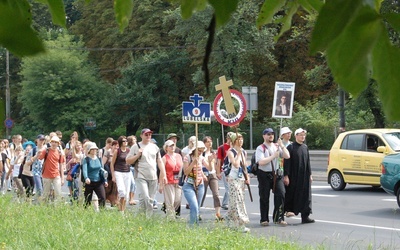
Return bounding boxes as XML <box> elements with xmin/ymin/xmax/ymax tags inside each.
<box><xmin>215</xmin><ymin>76</ymin><xmax>236</xmax><ymax>118</ymax></box>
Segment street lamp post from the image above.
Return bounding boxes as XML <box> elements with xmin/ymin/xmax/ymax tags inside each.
<box><xmin>5</xmin><ymin>50</ymin><xmax>10</xmax><ymax>138</ymax></box>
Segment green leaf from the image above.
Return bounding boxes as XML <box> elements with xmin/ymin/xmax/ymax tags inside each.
<box><xmin>40</xmin><ymin>0</ymin><xmax>66</xmax><ymax>27</ymax></box>
<box><xmin>209</xmin><ymin>0</ymin><xmax>239</xmax><ymax>26</ymax></box>
<box><xmin>0</xmin><ymin>0</ymin><xmax>45</xmax><ymax>56</ymax></box>
<box><xmin>372</xmin><ymin>24</ymin><xmax>400</xmax><ymax>120</ymax></box>
<box><xmin>256</xmin><ymin>0</ymin><xmax>286</xmax><ymax>28</ymax></box>
<box><xmin>114</xmin><ymin>0</ymin><xmax>134</xmax><ymax>32</ymax></box>
<box><xmin>326</xmin><ymin>6</ymin><xmax>382</xmax><ymax>95</ymax></box>
<box><xmin>275</xmin><ymin>1</ymin><xmax>299</xmax><ymax>41</ymax></box>
<box><xmin>383</xmin><ymin>13</ymin><xmax>400</xmax><ymax>34</ymax></box>
<box><xmin>310</xmin><ymin>0</ymin><xmax>362</xmax><ymax>54</ymax></box>
<box><xmin>181</xmin><ymin>0</ymin><xmax>205</xmax><ymax>19</ymax></box>
<box><xmin>299</xmin><ymin>0</ymin><xmax>324</xmax><ymax>12</ymax></box>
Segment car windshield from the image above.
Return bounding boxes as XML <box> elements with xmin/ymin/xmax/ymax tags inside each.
<box><xmin>383</xmin><ymin>132</ymin><xmax>400</xmax><ymax>151</ymax></box>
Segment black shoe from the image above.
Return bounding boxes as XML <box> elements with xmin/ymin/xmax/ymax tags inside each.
<box><xmin>221</xmin><ymin>205</ymin><xmax>228</xmax><ymax>210</ymax></box>
<box><xmin>186</xmin><ymin>203</ymin><xmax>190</xmax><ymax>209</ymax></box>
<box><xmin>161</xmin><ymin>203</ymin><xmax>166</xmax><ymax>213</ymax></box>
<box><xmin>302</xmin><ymin>217</ymin><xmax>315</xmax><ymax>224</ymax></box>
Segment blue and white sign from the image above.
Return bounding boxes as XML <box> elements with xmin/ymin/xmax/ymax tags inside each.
<box><xmin>4</xmin><ymin>118</ymin><xmax>14</xmax><ymax>129</ymax></box>
<box><xmin>182</xmin><ymin>94</ymin><xmax>211</xmax><ymax>124</ymax></box>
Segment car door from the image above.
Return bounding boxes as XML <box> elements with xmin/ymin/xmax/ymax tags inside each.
<box><xmin>362</xmin><ymin>134</ymin><xmax>385</xmax><ymax>185</ymax></box>
<box><xmin>339</xmin><ymin>133</ymin><xmax>364</xmax><ymax>183</ymax></box>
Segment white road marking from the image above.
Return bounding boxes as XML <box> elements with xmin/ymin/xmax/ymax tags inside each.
<box><xmin>248</xmin><ymin>213</ymin><xmax>400</xmax><ymax>232</ymax></box>
<box><xmin>312</xmin><ymin>194</ymin><xmax>338</xmax><ymax>197</ymax></box>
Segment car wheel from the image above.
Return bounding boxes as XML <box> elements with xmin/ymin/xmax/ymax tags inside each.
<box><xmin>329</xmin><ymin>170</ymin><xmax>346</xmax><ymax>191</ymax></box>
<box><xmin>397</xmin><ymin>189</ymin><xmax>400</xmax><ymax>208</ymax></box>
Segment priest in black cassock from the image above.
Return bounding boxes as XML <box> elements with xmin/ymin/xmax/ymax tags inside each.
<box><xmin>283</xmin><ymin>128</ymin><xmax>315</xmax><ymax>224</ymax></box>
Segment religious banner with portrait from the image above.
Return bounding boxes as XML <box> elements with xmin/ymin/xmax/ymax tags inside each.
<box><xmin>272</xmin><ymin>82</ymin><xmax>295</xmax><ymax>118</ymax></box>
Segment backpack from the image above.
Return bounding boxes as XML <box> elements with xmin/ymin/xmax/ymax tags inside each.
<box><xmin>80</xmin><ymin>157</ymin><xmax>106</xmax><ymax>183</ymax></box>
<box><xmin>250</xmin><ymin>144</ymin><xmax>267</xmax><ymax>175</ymax></box>
<box><xmin>42</xmin><ymin>147</ymin><xmax>62</xmax><ymax>174</ymax></box>
<box><xmin>222</xmin><ymin>149</ymin><xmax>237</xmax><ymax>176</ymax></box>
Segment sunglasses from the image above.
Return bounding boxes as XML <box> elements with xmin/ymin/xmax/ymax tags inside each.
<box><xmin>144</xmin><ymin>133</ymin><xmax>152</xmax><ymax>136</ymax></box>
<box><xmin>122</xmin><ymin>140</ymin><xmax>127</xmax><ymax>142</ymax></box>
<box><xmin>266</xmin><ymin>133</ymin><xmax>274</xmax><ymax>136</ymax></box>
<box><xmin>168</xmin><ymin>144</ymin><xmax>175</xmax><ymax>147</ymax></box>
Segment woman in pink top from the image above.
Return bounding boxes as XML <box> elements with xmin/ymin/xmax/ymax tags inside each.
<box><xmin>182</xmin><ymin>140</ymin><xmax>207</xmax><ymax>225</ymax></box>
<box><xmin>160</xmin><ymin>140</ymin><xmax>183</xmax><ymax>219</ymax></box>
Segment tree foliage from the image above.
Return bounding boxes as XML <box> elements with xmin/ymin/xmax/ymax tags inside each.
<box><xmin>18</xmin><ymin>33</ymin><xmax>110</xmax><ymax>135</ymax></box>
<box><xmin>3</xmin><ymin>0</ymin><xmax>400</xmax><ymax>121</ymax></box>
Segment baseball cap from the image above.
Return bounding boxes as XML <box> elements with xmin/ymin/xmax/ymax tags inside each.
<box><xmin>280</xmin><ymin>127</ymin><xmax>292</xmax><ymax>137</ymax></box>
<box><xmin>37</xmin><ymin>134</ymin><xmax>45</xmax><ymax>140</ymax></box>
<box><xmin>141</xmin><ymin>128</ymin><xmax>153</xmax><ymax>134</ymax></box>
<box><xmin>295</xmin><ymin>128</ymin><xmax>307</xmax><ymax>135</ymax></box>
<box><xmin>263</xmin><ymin>128</ymin><xmax>274</xmax><ymax>135</ymax></box>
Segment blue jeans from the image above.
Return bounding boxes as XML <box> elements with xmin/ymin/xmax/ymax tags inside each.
<box><xmin>33</xmin><ymin>175</ymin><xmax>43</xmax><ymax>197</ymax></box>
<box><xmin>130</xmin><ymin>167</ymin><xmax>136</xmax><ymax>193</ymax></box>
<box><xmin>222</xmin><ymin>174</ymin><xmax>229</xmax><ymax>207</ymax></box>
<box><xmin>182</xmin><ymin>182</ymin><xmax>204</xmax><ymax>225</ymax></box>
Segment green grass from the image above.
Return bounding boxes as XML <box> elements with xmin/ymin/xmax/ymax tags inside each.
<box><xmin>0</xmin><ymin>195</ymin><xmax>309</xmax><ymax>250</ymax></box>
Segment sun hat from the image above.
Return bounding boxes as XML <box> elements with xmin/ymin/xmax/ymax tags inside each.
<box><xmin>22</xmin><ymin>141</ymin><xmax>36</xmax><ymax>150</ymax></box>
<box><xmin>196</xmin><ymin>141</ymin><xmax>206</xmax><ymax>149</ymax></box>
<box><xmin>166</xmin><ymin>133</ymin><xmax>180</xmax><ymax>141</ymax></box>
<box><xmin>280</xmin><ymin>127</ymin><xmax>292</xmax><ymax>137</ymax></box>
<box><xmin>50</xmin><ymin>136</ymin><xmax>60</xmax><ymax>143</ymax></box>
<box><xmin>88</xmin><ymin>142</ymin><xmax>99</xmax><ymax>152</ymax></box>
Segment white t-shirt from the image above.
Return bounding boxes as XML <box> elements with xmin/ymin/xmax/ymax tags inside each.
<box><xmin>128</xmin><ymin>142</ymin><xmax>160</xmax><ymax>180</ymax></box>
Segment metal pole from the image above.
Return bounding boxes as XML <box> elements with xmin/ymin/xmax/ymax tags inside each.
<box><xmin>6</xmin><ymin>50</ymin><xmax>10</xmax><ymax>138</ymax></box>
<box><xmin>338</xmin><ymin>87</ymin><xmax>345</xmax><ymax>133</ymax></box>
<box><xmin>249</xmin><ymin>88</ymin><xmax>253</xmax><ymax>150</ymax></box>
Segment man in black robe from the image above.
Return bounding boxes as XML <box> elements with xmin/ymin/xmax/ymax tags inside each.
<box><xmin>283</xmin><ymin>128</ymin><xmax>315</xmax><ymax>224</ymax></box>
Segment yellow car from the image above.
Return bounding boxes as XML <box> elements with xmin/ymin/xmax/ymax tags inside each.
<box><xmin>327</xmin><ymin>129</ymin><xmax>400</xmax><ymax>191</ymax></box>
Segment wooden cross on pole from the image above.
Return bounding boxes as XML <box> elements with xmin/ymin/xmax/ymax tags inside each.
<box><xmin>215</xmin><ymin>76</ymin><xmax>236</xmax><ymax>118</ymax></box>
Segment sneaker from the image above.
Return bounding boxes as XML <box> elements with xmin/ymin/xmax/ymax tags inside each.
<box><xmin>242</xmin><ymin>227</ymin><xmax>250</xmax><ymax>233</ymax></box>
<box><xmin>285</xmin><ymin>212</ymin><xmax>295</xmax><ymax>217</ymax></box>
<box><xmin>198</xmin><ymin>215</ymin><xmax>202</xmax><ymax>221</ymax></box>
<box><xmin>186</xmin><ymin>203</ymin><xmax>190</xmax><ymax>209</ymax></box>
<box><xmin>301</xmin><ymin>217</ymin><xmax>315</xmax><ymax>224</ymax></box>
<box><xmin>153</xmin><ymin>204</ymin><xmax>158</xmax><ymax>209</ymax></box>
<box><xmin>260</xmin><ymin>221</ymin><xmax>269</xmax><ymax>227</ymax></box>
<box><xmin>275</xmin><ymin>220</ymin><xmax>288</xmax><ymax>226</ymax></box>
<box><xmin>221</xmin><ymin>205</ymin><xmax>228</xmax><ymax>210</ymax></box>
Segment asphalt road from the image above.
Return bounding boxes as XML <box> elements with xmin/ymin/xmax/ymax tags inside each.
<box><xmin>193</xmin><ymin>180</ymin><xmax>400</xmax><ymax>249</ymax></box>
<box><xmin>58</xmin><ymin>150</ymin><xmax>400</xmax><ymax>249</ymax></box>
<box><xmin>57</xmin><ymin>173</ymin><xmax>399</xmax><ymax>249</ymax></box>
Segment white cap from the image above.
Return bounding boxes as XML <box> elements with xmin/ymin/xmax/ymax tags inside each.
<box><xmin>295</xmin><ymin>128</ymin><xmax>307</xmax><ymax>135</ymax></box>
<box><xmin>280</xmin><ymin>127</ymin><xmax>292</xmax><ymax>137</ymax></box>
<box><xmin>189</xmin><ymin>136</ymin><xmax>197</xmax><ymax>143</ymax></box>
